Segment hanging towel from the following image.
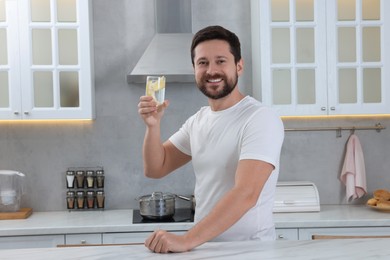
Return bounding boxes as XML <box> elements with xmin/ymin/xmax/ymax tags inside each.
<box><xmin>340</xmin><ymin>134</ymin><xmax>367</xmax><ymax>202</ymax></box>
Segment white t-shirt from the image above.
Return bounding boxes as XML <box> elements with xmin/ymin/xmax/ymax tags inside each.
<box><xmin>169</xmin><ymin>96</ymin><xmax>284</xmax><ymax>241</ymax></box>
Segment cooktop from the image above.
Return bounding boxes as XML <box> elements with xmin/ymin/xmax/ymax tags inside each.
<box><xmin>132</xmin><ymin>208</ymin><xmax>194</xmax><ymax>224</ymax></box>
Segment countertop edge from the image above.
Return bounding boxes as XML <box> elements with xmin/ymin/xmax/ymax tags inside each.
<box><xmin>1</xmin><ymin>205</ymin><xmax>390</xmax><ymax>237</ymax></box>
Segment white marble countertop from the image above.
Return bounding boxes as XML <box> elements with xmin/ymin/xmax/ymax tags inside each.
<box><xmin>1</xmin><ymin>205</ymin><xmax>390</xmax><ymax>237</ymax></box>
<box><xmin>0</xmin><ymin>209</ymin><xmax>193</xmax><ymax>236</ymax></box>
<box><xmin>274</xmin><ymin>204</ymin><xmax>390</xmax><ymax>228</ymax></box>
<box><xmin>1</xmin><ymin>238</ymin><xmax>390</xmax><ymax>259</ymax></box>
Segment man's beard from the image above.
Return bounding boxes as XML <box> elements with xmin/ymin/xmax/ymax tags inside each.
<box><xmin>197</xmin><ymin>73</ymin><xmax>238</xmax><ymax>100</ymax></box>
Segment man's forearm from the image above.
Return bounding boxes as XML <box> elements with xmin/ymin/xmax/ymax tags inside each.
<box><xmin>143</xmin><ymin>125</ymin><xmax>165</xmax><ymax>178</ymax></box>
<box><xmin>184</xmin><ymin>187</ymin><xmax>257</xmax><ymax>249</ymax></box>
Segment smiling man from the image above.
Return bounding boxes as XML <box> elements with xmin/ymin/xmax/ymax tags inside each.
<box><xmin>138</xmin><ymin>25</ymin><xmax>284</xmax><ymax>253</ymax></box>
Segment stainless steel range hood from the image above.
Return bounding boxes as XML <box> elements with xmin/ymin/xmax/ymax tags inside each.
<box><xmin>127</xmin><ymin>0</ymin><xmax>194</xmax><ymax>83</ymax></box>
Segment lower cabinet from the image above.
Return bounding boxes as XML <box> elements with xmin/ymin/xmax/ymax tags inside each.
<box><xmin>0</xmin><ymin>235</ymin><xmax>65</xmax><ymax>249</ymax></box>
<box><xmin>275</xmin><ymin>228</ymin><xmax>299</xmax><ymax>240</ymax></box>
<box><xmin>2</xmin><ymin>227</ymin><xmax>389</xmax><ymax>249</ymax></box>
<box><xmin>65</xmin><ymin>233</ymin><xmax>103</xmax><ymax>245</ymax></box>
<box><xmin>103</xmin><ymin>231</ymin><xmax>187</xmax><ymax>244</ymax></box>
<box><xmin>299</xmin><ymin>227</ymin><xmax>390</xmax><ymax>240</ymax></box>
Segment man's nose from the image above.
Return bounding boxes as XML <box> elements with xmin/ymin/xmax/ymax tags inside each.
<box><xmin>206</xmin><ymin>63</ymin><xmax>219</xmax><ymax>75</ymax></box>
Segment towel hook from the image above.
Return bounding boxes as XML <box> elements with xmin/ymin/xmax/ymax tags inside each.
<box><xmin>336</xmin><ymin>128</ymin><xmax>342</xmax><ymax>138</ymax></box>
<box><xmin>350</xmin><ymin>127</ymin><xmax>356</xmax><ymax>135</ymax></box>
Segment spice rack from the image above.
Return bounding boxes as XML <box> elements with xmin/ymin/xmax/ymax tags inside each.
<box><xmin>65</xmin><ymin>166</ymin><xmax>105</xmax><ymax>211</ymax></box>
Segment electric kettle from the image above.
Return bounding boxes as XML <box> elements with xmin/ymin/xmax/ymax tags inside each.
<box><xmin>0</xmin><ymin>170</ymin><xmax>25</xmax><ymax>212</ymax></box>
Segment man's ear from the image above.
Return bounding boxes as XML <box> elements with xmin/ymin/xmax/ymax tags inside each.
<box><xmin>237</xmin><ymin>59</ymin><xmax>244</xmax><ymax>76</ymax></box>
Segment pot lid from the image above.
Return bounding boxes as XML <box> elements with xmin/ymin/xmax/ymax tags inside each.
<box><xmin>139</xmin><ymin>191</ymin><xmax>175</xmax><ymax>202</ymax></box>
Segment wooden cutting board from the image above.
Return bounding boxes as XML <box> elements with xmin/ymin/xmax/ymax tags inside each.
<box><xmin>0</xmin><ymin>208</ymin><xmax>33</xmax><ymax>220</ymax></box>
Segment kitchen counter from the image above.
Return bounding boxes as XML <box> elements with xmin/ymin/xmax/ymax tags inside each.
<box><xmin>0</xmin><ymin>209</ymin><xmax>193</xmax><ymax>236</ymax></box>
<box><xmin>1</xmin><ymin>205</ymin><xmax>390</xmax><ymax>237</ymax></box>
<box><xmin>274</xmin><ymin>204</ymin><xmax>390</xmax><ymax>228</ymax></box>
<box><xmin>1</xmin><ymin>238</ymin><xmax>390</xmax><ymax>259</ymax></box>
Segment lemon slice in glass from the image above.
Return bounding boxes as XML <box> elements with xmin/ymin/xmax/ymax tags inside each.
<box><xmin>146</xmin><ymin>76</ymin><xmax>166</xmax><ymax>104</ymax></box>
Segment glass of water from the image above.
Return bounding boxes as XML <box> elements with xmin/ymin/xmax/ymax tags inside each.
<box><xmin>145</xmin><ymin>76</ymin><xmax>166</xmax><ymax>105</ymax></box>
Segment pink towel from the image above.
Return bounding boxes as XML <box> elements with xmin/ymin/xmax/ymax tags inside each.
<box><xmin>340</xmin><ymin>134</ymin><xmax>367</xmax><ymax>202</ymax></box>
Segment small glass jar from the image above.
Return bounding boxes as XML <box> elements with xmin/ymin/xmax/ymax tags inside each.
<box><xmin>66</xmin><ymin>171</ymin><xmax>75</xmax><ymax>188</ymax></box>
<box><xmin>96</xmin><ymin>170</ymin><xmax>104</xmax><ymax>188</ymax></box>
<box><xmin>66</xmin><ymin>191</ymin><xmax>75</xmax><ymax>209</ymax></box>
<box><xmin>76</xmin><ymin>191</ymin><xmax>85</xmax><ymax>209</ymax></box>
<box><xmin>96</xmin><ymin>190</ymin><xmax>105</xmax><ymax>208</ymax></box>
<box><xmin>76</xmin><ymin>171</ymin><xmax>85</xmax><ymax>188</ymax></box>
<box><xmin>86</xmin><ymin>190</ymin><xmax>95</xmax><ymax>209</ymax></box>
<box><xmin>86</xmin><ymin>170</ymin><xmax>95</xmax><ymax>188</ymax></box>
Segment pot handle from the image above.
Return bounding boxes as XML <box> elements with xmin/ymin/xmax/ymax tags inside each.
<box><xmin>176</xmin><ymin>195</ymin><xmax>191</xmax><ymax>201</ymax></box>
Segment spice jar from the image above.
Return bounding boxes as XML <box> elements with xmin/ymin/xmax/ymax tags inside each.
<box><xmin>96</xmin><ymin>190</ymin><xmax>105</xmax><ymax>208</ymax></box>
<box><xmin>76</xmin><ymin>171</ymin><xmax>85</xmax><ymax>188</ymax></box>
<box><xmin>66</xmin><ymin>191</ymin><xmax>75</xmax><ymax>209</ymax></box>
<box><xmin>86</xmin><ymin>171</ymin><xmax>95</xmax><ymax>188</ymax></box>
<box><xmin>66</xmin><ymin>171</ymin><xmax>75</xmax><ymax>188</ymax></box>
<box><xmin>86</xmin><ymin>190</ymin><xmax>95</xmax><ymax>209</ymax></box>
<box><xmin>76</xmin><ymin>191</ymin><xmax>85</xmax><ymax>209</ymax></box>
<box><xmin>96</xmin><ymin>170</ymin><xmax>105</xmax><ymax>188</ymax></box>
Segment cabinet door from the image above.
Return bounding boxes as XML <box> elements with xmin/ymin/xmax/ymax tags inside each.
<box><xmin>0</xmin><ymin>0</ymin><xmax>22</xmax><ymax>119</ymax></box>
<box><xmin>0</xmin><ymin>235</ymin><xmax>65</xmax><ymax>249</ymax></box>
<box><xmin>276</xmin><ymin>228</ymin><xmax>298</xmax><ymax>240</ymax></box>
<box><xmin>299</xmin><ymin>227</ymin><xmax>390</xmax><ymax>240</ymax></box>
<box><xmin>103</xmin><ymin>231</ymin><xmax>186</xmax><ymax>244</ymax></box>
<box><xmin>19</xmin><ymin>0</ymin><xmax>94</xmax><ymax>120</ymax></box>
<box><xmin>253</xmin><ymin>0</ymin><xmax>328</xmax><ymax>116</ymax></box>
<box><xmin>65</xmin><ymin>233</ymin><xmax>102</xmax><ymax>245</ymax></box>
<box><xmin>326</xmin><ymin>0</ymin><xmax>390</xmax><ymax>115</ymax></box>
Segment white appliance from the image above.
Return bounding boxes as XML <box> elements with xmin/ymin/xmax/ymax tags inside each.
<box><xmin>273</xmin><ymin>181</ymin><xmax>320</xmax><ymax>213</ymax></box>
<box><xmin>0</xmin><ymin>170</ymin><xmax>25</xmax><ymax>212</ymax></box>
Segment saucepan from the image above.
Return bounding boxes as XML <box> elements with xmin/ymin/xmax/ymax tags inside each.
<box><xmin>138</xmin><ymin>192</ymin><xmax>195</xmax><ymax>220</ymax></box>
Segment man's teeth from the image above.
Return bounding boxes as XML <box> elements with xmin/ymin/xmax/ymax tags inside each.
<box><xmin>208</xmin><ymin>78</ymin><xmax>222</xmax><ymax>83</ymax></box>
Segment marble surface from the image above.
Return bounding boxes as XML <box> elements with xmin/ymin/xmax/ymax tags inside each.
<box><xmin>1</xmin><ymin>238</ymin><xmax>390</xmax><ymax>259</ymax></box>
<box><xmin>1</xmin><ymin>205</ymin><xmax>390</xmax><ymax>236</ymax></box>
<box><xmin>274</xmin><ymin>204</ymin><xmax>390</xmax><ymax>228</ymax></box>
<box><xmin>0</xmin><ymin>209</ymin><xmax>193</xmax><ymax>236</ymax></box>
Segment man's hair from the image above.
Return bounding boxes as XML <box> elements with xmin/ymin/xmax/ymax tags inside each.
<box><xmin>190</xmin><ymin>25</ymin><xmax>241</xmax><ymax>65</ymax></box>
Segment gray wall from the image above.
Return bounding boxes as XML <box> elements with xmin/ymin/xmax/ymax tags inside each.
<box><xmin>0</xmin><ymin>0</ymin><xmax>389</xmax><ymax>211</ymax></box>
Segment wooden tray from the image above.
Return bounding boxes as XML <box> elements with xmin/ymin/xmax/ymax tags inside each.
<box><xmin>367</xmin><ymin>205</ymin><xmax>390</xmax><ymax>213</ymax></box>
<box><xmin>0</xmin><ymin>208</ymin><xmax>33</xmax><ymax>220</ymax></box>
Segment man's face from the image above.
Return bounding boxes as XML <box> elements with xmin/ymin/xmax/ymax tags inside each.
<box><xmin>193</xmin><ymin>40</ymin><xmax>243</xmax><ymax>99</ymax></box>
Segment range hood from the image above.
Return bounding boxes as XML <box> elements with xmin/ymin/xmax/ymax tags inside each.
<box><xmin>127</xmin><ymin>0</ymin><xmax>194</xmax><ymax>83</ymax></box>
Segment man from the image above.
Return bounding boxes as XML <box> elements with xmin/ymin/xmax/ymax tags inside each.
<box><xmin>137</xmin><ymin>25</ymin><xmax>284</xmax><ymax>253</ymax></box>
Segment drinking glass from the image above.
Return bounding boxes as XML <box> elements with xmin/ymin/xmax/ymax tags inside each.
<box><xmin>145</xmin><ymin>76</ymin><xmax>165</xmax><ymax>105</ymax></box>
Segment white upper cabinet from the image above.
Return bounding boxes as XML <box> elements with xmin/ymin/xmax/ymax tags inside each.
<box><xmin>251</xmin><ymin>0</ymin><xmax>390</xmax><ymax>116</ymax></box>
<box><xmin>0</xmin><ymin>0</ymin><xmax>94</xmax><ymax>120</ymax></box>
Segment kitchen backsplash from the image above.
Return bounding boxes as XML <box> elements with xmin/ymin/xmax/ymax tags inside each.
<box><xmin>0</xmin><ymin>0</ymin><xmax>389</xmax><ymax>211</ymax></box>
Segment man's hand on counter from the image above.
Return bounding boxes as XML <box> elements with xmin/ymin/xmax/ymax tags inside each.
<box><xmin>145</xmin><ymin>229</ymin><xmax>190</xmax><ymax>253</ymax></box>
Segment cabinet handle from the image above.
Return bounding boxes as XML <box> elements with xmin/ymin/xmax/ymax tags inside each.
<box><xmin>330</xmin><ymin>107</ymin><xmax>336</xmax><ymax>111</ymax></box>
<box><xmin>24</xmin><ymin>111</ymin><xmax>30</xmax><ymax>115</ymax></box>
<box><xmin>80</xmin><ymin>240</ymin><xmax>87</xmax><ymax>244</ymax></box>
<box><xmin>278</xmin><ymin>234</ymin><xmax>285</xmax><ymax>239</ymax></box>
<box><xmin>321</xmin><ymin>107</ymin><xmax>326</xmax><ymax>111</ymax></box>
<box><xmin>14</xmin><ymin>111</ymin><xmax>20</xmax><ymax>115</ymax></box>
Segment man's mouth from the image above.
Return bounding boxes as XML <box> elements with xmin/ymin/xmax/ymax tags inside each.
<box><xmin>206</xmin><ymin>78</ymin><xmax>223</xmax><ymax>83</ymax></box>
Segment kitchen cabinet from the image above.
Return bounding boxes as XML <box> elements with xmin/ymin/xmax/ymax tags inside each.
<box><xmin>65</xmin><ymin>233</ymin><xmax>102</xmax><ymax>245</ymax></box>
<box><xmin>299</xmin><ymin>227</ymin><xmax>390</xmax><ymax>240</ymax></box>
<box><xmin>0</xmin><ymin>234</ymin><xmax>64</xmax><ymax>249</ymax></box>
<box><xmin>275</xmin><ymin>228</ymin><xmax>299</xmax><ymax>240</ymax></box>
<box><xmin>0</xmin><ymin>0</ymin><xmax>94</xmax><ymax>120</ymax></box>
<box><xmin>277</xmin><ymin>227</ymin><xmax>390</xmax><ymax>241</ymax></box>
<box><xmin>251</xmin><ymin>0</ymin><xmax>390</xmax><ymax>116</ymax></box>
<box><xmin>102</xmin><ymin>231</ymin><xmax>187</xmax><ymax>244</ymax></box>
